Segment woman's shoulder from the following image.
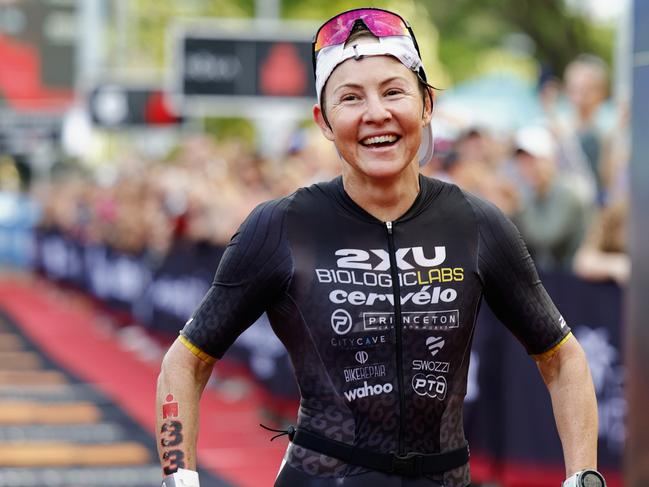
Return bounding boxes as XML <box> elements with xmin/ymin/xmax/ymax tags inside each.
<box><xmin>420</xmin><ymin>174</ymin><xmax>486</xmax><ymax>212</ymax></box>
<box><xmin>421</xmin><ymin>175</ymin><xmax>510</xmax><ymax>227</ymax></box>
<box><xmin>282</xmin><ymin>176</ymin><xmax>345</xmax><ymax>211</ymax></box>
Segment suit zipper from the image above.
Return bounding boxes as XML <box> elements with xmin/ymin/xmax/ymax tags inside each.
<box><xmin>385</xmin><ymin>220</ymin><xmax>406</xmax><ymax>454</ymax></box>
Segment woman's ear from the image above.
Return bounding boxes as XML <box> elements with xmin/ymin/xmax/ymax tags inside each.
<box><xmin>313</xmin><ymin>104</ymin><xmax>335</xmax><ymax>141</ymax></box>
<box><xmin>422</xmin><ymin>86</ymin><xmax>434</xmax><ymax>126</ymax></box>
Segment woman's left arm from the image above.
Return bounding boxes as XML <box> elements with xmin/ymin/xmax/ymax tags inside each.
<box><xmin>536</xmin><ymin>334</ymin><xmax>599</xmax><ymax>477</ymax></box>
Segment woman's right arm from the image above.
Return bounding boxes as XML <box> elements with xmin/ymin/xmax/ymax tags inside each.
<box><xmin>156</xmin><ymin>337</ymin><xmax>215</xmax><ymax>478</ymax></box>
<box><xmin>155</xmin><ymin>197</ymin><xmax>292</xmax><ymax>481</ymax></box>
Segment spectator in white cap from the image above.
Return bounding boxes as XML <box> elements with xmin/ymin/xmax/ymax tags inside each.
<box><xmin>512</xmin><ymin>125</ymin><xmax>591</xmax><ymax>270</ymax></box>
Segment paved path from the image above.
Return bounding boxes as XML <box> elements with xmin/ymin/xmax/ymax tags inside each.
<box><xmin>0</xmin><ymin>274</ymin><xmax>287</xmax><ymax>486</ymax></box>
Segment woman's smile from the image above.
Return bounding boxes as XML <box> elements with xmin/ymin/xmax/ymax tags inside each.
<box><xmin>359</xmin><ymin>133</ymin><xmax>401</xmax><ymax>148</ymax></box>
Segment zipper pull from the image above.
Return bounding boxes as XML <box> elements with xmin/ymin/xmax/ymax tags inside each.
<box><xmin>386</xmin><ymin>221</ymin><xmax>393</xmax><ymax>235</ymax></box>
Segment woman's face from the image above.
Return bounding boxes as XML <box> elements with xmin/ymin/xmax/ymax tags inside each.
<box><xmin>313</xmin><ymin>54</ymin><xmax>431</xmax><ymax>182</ymax></box>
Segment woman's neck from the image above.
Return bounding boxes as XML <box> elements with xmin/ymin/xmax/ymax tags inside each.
<box><xmin>342</xmin><ymin>164</ymin><xmax>421</xmax><ymax>222</ymax></box>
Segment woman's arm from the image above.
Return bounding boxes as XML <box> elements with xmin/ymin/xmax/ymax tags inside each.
<box><xmin>536</xmin><ymin>334</ymin><xmax>599</xmax><ymax>476</ymax></box>
<box><xmin>156</xmin><ymin>337</ymin><xmax>215</xmax><ymax>476</ymax></box>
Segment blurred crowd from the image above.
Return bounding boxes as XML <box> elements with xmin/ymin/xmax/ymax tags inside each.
<box><xmin>34</xmin><ymin>133</ymin><xmax>340</xmax><ymax>263</ymax></box>
<box><xmin>33</xmin><ymin>54</ymin><xmax>630</xmax><ymax>285</ymax></box>
<box><xmin>425</xmin><ymin>54</ymin><xmax>629</xmax><ymax>283</ymax></box>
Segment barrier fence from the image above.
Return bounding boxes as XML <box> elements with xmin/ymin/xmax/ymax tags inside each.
<box><xmin>32</xmin><ymin>227</ymin><xmax>623</xmax><ymax>486</ymax></box>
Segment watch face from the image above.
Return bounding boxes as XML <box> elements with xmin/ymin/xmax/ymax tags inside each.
<box><xmin>581</xmin><ymin>471</ymin><xmax>605</xmax><ymax>487</ymax></box>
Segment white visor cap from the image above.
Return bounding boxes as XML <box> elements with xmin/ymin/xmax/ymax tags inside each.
<box><xmin>514</xmin><ymin>125</ymin><xmax>558</xmax><ymax>160</ymax></box>
<box><xmin>315</xmin><ymin>36</ymin><xmax>434</xmax><ymax>166</ymax></box>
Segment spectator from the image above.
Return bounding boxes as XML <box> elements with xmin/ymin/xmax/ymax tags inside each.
<box><xmin>537</xmin><ymin>65</ymin><xmax>597</xmax><ymax>207</ymax></box>
<box><xmin>572</xmin><ymin>109</ymin><xmax>630</xmax><ymax>285</ymax></box>
<box><xmin>511</xmin><ymin>125</ymin><xmax>590</xmax><ymax>270</ymax></box>
<box><xmin>573</xmin><ymin>195</ymin><xmax>629</xmax><ymax>285</ymax></box>
<box><xmin>432</xmin><ymin>127</ymin><xmax>519</xmax><ymax>216</ymax></box>
<box><xmin>560</xmin><ymin>54</ymin><xmax>611</xmax><ymax>201</ymax></box>
<box><xmin>599</xmin><ymin>99</ymin><xmax>630</xmax><ymax>205</ymax></box>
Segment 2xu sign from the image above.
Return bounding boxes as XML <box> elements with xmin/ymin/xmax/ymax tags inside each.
<box><xmin>168</xmin><ymin>20</ymin><xmax>316</xmax><ymax>116</ymax></box>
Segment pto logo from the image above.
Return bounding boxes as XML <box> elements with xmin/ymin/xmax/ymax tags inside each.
<box><xmin>331</xmin><ymin>309</ymin><xmax>353</xmax><ymax>335</ymax></box>
<box><xmin>426</xmin><ymin>336</ymin><xmax>445</xmax><ymax>357</ymax></box>
<box><xmin>412</xmin><ymin>373</ymin><xmax>447</xmax><ymax>400</ymax></box>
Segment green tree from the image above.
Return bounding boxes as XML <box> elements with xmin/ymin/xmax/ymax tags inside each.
<box><xmin>420</xmin><ymin>0</ymin><xmax>614</xmax><ymax>83</ymax></box>
<box><xmin>112</xmin><ymin>0</ymin><xmax>613</xmax><ymax>86</ymax></box>
<box><xmin>111</xmin><ymin>0</ymin><xmax>255</xmax><ymax>69</ymax></box>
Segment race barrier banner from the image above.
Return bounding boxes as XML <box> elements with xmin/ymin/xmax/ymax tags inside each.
<box><xmin>32</xmin><ymin>228</ymin><xmax>623</xmax><ymax>484</ymax></box>
<box><xmin>464</xmin><ymin>274</ymin><xmax>623</xmax><ymax>482</ymax></box>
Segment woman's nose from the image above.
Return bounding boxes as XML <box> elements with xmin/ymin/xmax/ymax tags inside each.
<box><xmin>362</xmin><ymin>95</ymin><xmax>391</xmax><ymax>124</ymax></box>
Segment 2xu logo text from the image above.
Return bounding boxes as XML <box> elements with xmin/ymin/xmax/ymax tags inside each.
<box><xmin>336</xmin><ymin>246</ymin><xmax>446</xmax><ymax>271</ymax></box>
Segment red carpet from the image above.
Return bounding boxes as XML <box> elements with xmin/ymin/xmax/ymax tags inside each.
<box><xmin>0</xmin><ymin>275</ymin><xmax>287</xmax><ymax>487</ymax></box>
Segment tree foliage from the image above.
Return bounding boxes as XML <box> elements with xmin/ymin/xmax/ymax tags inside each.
<box><xmin>418</xmin><ymin>0</ymin><xmax>614</xmax><ymax>83</ymax></box>
<box><xmin>113</xmin><ymin>0</ymin><xmax>614</xmax><ymax>87</ymax></box>
<box><xmin>111</xmin><ymin>0</ymin><xmax>255</xmax><ymax>69</ymax></box>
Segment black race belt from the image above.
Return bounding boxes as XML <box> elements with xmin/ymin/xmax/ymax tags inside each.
<box><xmin>288</xmin><ymin>426</ymin><xmax>469</xmax><ymax>478</ymax></box>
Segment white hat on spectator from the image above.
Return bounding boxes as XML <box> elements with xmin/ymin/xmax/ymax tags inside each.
<box><xmin>514</xmin><ymin>125</ymin><xmax>557</xmax><ymax>160</ymax></box>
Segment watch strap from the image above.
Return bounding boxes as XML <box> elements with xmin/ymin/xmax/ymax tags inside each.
<box><xmin>562</xmin><ymin>472</ymin><xmax>581</xmax><ymax>487</ymax></box>
<box><xmin>162</xmin><ymin>468</ymin><xmax>200</xmax><ymax>487</ymax></box>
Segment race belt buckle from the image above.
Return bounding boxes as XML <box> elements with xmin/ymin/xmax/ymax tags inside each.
<box><xmin>391</xmin><ymin>452</ymin><xmax>420</xmax><ymax>477</ymax></box>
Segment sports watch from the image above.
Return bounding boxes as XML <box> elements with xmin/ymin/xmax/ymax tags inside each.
<box><xmin>161</xmin><ymin>468</ymin><xmax>200</xmax><ymax>487</ymax></box>
<box><xmin>562</xmin><ymin>469</ymin><xmax>606</xmax><ymax>487</ymax></box>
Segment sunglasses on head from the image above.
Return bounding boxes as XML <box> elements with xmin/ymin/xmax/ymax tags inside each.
<box><xmin>311</xmin><ymin>8</ymin><xmax>424</xmax><ymax>76</ymax></box>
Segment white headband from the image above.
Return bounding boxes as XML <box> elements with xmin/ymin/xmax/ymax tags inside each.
<box><xmin>315</xmin><ymin>35</ymin><xmax>424</xmax><ymax>104</ymax></box>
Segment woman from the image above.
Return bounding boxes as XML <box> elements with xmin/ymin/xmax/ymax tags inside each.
<box><xmin>156</xmin><ymin>8</ymin><xmax>605</xmax><ymax>487</ymax></box>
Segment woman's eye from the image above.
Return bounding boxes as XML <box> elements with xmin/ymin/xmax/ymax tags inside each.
<box><xmin>386</xmin><ymin>89</ymin><xmax>402</xmax><ymax>96</ymax></box>
<box><xmin>341</xmin><ymin>94</ymin><xmax>358</xmax><ymax>102</ymax></box>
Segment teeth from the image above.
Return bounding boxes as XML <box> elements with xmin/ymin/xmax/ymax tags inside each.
<box><xmin>362</xmin><ymin>135</ymin><xmax>398</xmax><ymax>145</ymax></box>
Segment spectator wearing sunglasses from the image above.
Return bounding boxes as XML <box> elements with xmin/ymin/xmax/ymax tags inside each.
<box><xmin>156</xmin><ymin>8</ymin><xmax>605</xmax><ymax>487</ymax></box>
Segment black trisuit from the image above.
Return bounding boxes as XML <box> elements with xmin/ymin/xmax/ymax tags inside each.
<box><xmin>180</xmin><ymin>175</ymin><xmax>571</xmax><ymax>487</ymax></box>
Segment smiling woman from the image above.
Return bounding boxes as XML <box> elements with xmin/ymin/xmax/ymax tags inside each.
<box><xmin>157</xmin><ymin>7</ymin><xmax>605</xmax><ymax>487</ymax></box>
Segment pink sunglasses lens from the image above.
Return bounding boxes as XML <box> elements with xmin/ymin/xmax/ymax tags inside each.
<box><xmin>314</xmin><ymin>9</ymin><xmax>409</xmax><ymax>52</ymax></box>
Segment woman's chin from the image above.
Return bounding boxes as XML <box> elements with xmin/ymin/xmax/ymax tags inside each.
<box><xmin>350</xmin><ymin>160</ymin><xmax>417</xmax><ymax>182</ymax></box>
